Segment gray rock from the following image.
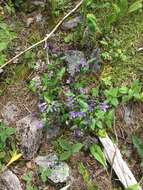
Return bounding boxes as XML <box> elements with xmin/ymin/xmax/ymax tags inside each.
<box><xmin>64</xmin><ymin>50</ymin><xmax>88</xmax><ymax>76</ymax></box>
<box><xmin>88</xmin><ymin>48</ymin><xmax>101</xmax><ymax>73</ymax></box>
<box><xmin>1</xmin><ymin>102</ymin><xmax>21</xmax><ymax>125</ymax></box>
<box><xmin>47</xmin><ymin>125</ymin><xmax>60</xmax><ymax>141</ymax></box>
<box><xmin>62</xmin><ymin>16</ymin><xmax>81</xmax><ymax>30</ymax></box>
<box><xmin>35</xmin><ymin>154</ymin><xmax>70</xmax><ymax>183</ymax></box>
<box><xmin>31</xmin><ymin>0</ymin><xmax>46</xmax><ymax>7</ymax></box>
<box><xmin>0</xmin><ymin>170</ymin><xmax>22</xmax><ymax>190</ymax></box>
<box><xmin>16</xmin><ymin>115</ymin><xmax>43</xmax><ymax>159</ymax></box>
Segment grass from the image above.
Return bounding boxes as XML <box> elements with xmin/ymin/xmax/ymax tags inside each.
<box><xmin>100</xmin><ymin>11</ymin><xmax>143</xmax><ymax>85</ymax></box>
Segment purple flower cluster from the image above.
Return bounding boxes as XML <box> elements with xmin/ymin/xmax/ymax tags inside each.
<box><xmin>66</xmin><ymin>96</ymin><xmax>74</xmax><ymax>108</ymax></box>
<box><xmin>99</xmin><ymin>102</ymin><xmax>109</xmax><ymax>112</ymax></box>
<box><xmin>79</xmin><ymin>87</ymin><xmax>88</xmax><ymax>94</ymax></box>
<box><xmin>69</xmin><ymin>111</ymin><xmax>86</xmax><ymax>119</ymax></box>
<box><xmin>74</xmin><ymin>128</ymin><xmax>84</xmax><ymax>138</ymax></box>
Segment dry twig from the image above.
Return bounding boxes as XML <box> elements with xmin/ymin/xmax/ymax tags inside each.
<box><xmin>0</xmin><ymin>0</ymin><xmax>83</xmax><ymax>70</ymax></box>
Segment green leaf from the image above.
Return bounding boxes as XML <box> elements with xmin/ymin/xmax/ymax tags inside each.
<box><xmin>59</xmin><ymin>150</ymin><xmax>71</xmax><ymax>161</ymax></box>
<box><xmin>105</xmin><ymin>110</ymin><xmax>114</xmax><ymax>128</ymax></box>
<box><xmin>71</xmin><ymin>143</ymin><xmax>83</xmax><ymax>154</ymax></box>
<box><xmin>0</xmin><ymin>54</ymin><xmax>6</xmax><ymax>66</ymax></box>
<box><xmin>83</xmin><ymin>0</ymin><xmax>93</xmax><ymax>7</ymax></box>
<box><xmin>128</xmin><ymin>0</ymin><xmax>142</xmax><ymax>13</ymax></box>
<box><xmin>90</xmin><ymin>118</ymin><xmax>96</xmax><ymax>130</ymax></box>
<box><xmin>22</xmin><ymin>171</ymin><xmax>33</xmax><ymax>183</ymax></box>
<box><xmin>119</xmin><ymin>86</ymin><xmax>129</xmax><ymax>94</ymax></box>
<box><xmin>0</xmin><ymin>42</ymin><xmax>8</xmax><ymax>52</ymax></box>
<box><xmin>132</xmin><ymin>135</ymin><xmax>143</xmax><ymax>159</ymax></box>
<box><xmin>39</xmin><ymin>167</ymin><xmax>51</xmax><ymax>183</ymax></box>
<box><xmin>91</xmin><ymin>87</ymin><xmax>99</xmax><ymax>97</ymax></box>
<box><xmin>126</xmin><ymin>183</ymin><xmax>140</xmax><ymax>190</ymax></box>
<box><xmin>110</xmin><ymin>98</ymin><xmax>119</xmax><ymax>107</ymax></box>
<box><xmin>78</xmin><ymin>99</ymin><xmax>88</xmax><ymax>112</ymax></box>
<box><xmin>86</xmin><ymin>14</ymin><xmax>99</xmax><ymax>33</ymax></box>
<box><xmin>57</xmin><ymin>67</ymin><xmax>66</xmax><ymax>80</ymax></box>
<box><xmin>90</xmin><ymin>144</ymin><xmax>107</xmax><ymax>168</ymax></box>
<box><xmin>95</xmin><ymin>120</ymin><xmax>103</xmax><ymax>129</ymax></box>
<box><xmin>58</xmin><ymin>139</ymin><xmax>71</xmax><ymax>151</ymax></box>
<box><xmin>118</xmin><ymin>0</ymin><xmax>128</xmax><ymax>16</ymax></box>
<box><xmin>78</xmin><ymin>162</ymin><xmax>90</xmax><ymax>183</ymax></box>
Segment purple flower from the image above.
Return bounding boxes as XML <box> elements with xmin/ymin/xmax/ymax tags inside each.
<box><xmin>74</xmin><ymin>128</ymin><xmax>83</xmax><ymax>138</ymax></box>
<box><xmin>66</xmin><ymin>76</ymin><xmax>73</xmax><ymax>84</ymax></box>
<box><xmin>88</xmin><ymin>104</ymin><xmax>94</xmax><ymax>112</ymax></box>
<box><xmin>66</xmin><ymin>96</ymin><xmax>74</xmax><ymax>107</ymax></box>
<box><xmin>99</xmin><ymin>103</ymin><xmax>109</xmax><ymax>112</ymax></box>
<box><xmin>38</xmin><ymin>102</ymin><xmax>47</xmax><ymax>113</ymax></box>
<box><xmin>36</xmin><ymin>121</ymin><xmax>44</xmax><ymax>129</ymax></box>
<box><xmin>69</xmin><ymin>111</ymin><xmax>86</xmax><ymax>119</ymax></box>
<box><xmin>79</xmin><ymin>88</ymin><xmax>88</xmax><ymax>94</ymax></box>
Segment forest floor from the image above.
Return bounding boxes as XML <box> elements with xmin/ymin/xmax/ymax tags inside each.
<box><xmin>0</xmin><ymin>1</ymin><xmax>143</xmax><ymax>190</ymax></box>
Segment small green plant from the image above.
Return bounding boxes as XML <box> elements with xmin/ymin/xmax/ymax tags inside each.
<box><xmin>23</xmin><ymin>51</ymin><xmax>36</xmax><ymax>69</ymax></box>
<box><xmin>50</xmin><ymin>0</ymin><xmax>67</xmax><ymax>16</ymax></box>
<box><xmin>90</xmin><ymin>144</ymin><xmax>107</xmax><ymax>169</ymax></box>
<box><xmin>106</xmin><ymin>0</ymin><xmax>143</xmax><ymax>29</ymax></box>
<box><xmin>22</xmin><ymin>171</ymin><xmax>38</xmax><ymax>190</ymax></box>
<box><xmin>0</xmin><ymin>122</ymin><xmax>15</xmax><ymax>151</ymax></box>
<box><xmin>39</xmin><ymin>167</ymin><xmax>51</xmax><ymax>183</ymax></box>
<box><xmin>132</xmin><ymin>135</ymin><xmax>143</xmax><ymax>162</ymax></box>
<box><xmin>78</xmin><ymin>162</ymin><xmax>98</xmax><ymax>190</ymax></box>
<box><xmin>0</xmin><ymin>21</ymin><xmax>16</xmax><ymax>66</ymax></box>
<box><xmin>56</xmin><ymin>138</ymin><xmax>83</xmax><ymax>160</ymax></box>
<box><xmin>100</xmin><ymin>39</ymin><xmax>127</xmax><ymax>62</ymax></box>
<box><xmin>126</xmin><ymin>184</ymin><xmax>140</xmax><ymax>190</ymax></box>
<box><xmin>4</xmin><ymin>0</ymin><xmax>15</xmax><ymax>15</ymax></box>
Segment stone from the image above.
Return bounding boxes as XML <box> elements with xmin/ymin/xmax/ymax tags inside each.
<box><xmin>1</xmin><ymin>102</ymin><xmax>21</xmax><ymax>125</ymax></box>
<box><xmin>0</xmin><ymin>170</ymin><xmax>22</xmax><ymax>190</ymax></box>
<box><xmin>16</xmin><ymin>115</ymin><xmax>43</xmax><ymax>159</ymax></box>
<box><xmin>64</xmin><ymin>50</ymin><xmax>88</xmax><ymax>76</ymax></box>
<box><xmin>31</xmin><ymin>0</ymin><xmax>46</xmax><ymax>8</ymax></box>
<box><xmin>62</xmin><ymin>16</ymin><xmax>81</xmax><ymax>30</ymax></box>
<box><xmin>35</xmin><ymin>154</ymin><xmax>70</xmax><ymax>183</ymax></box>
<box><xmin>88</xmin><ymin>48</ymin><xmax>102</xmax><ymax>73</ymax></box>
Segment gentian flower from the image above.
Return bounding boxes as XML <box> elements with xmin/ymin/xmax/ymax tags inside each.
<box><xmin>69</xmin><ymin>111</ymin><xmax>86</xmax><ymax>119</ymax></box>
<box><xmin>74</xmin><ymin>128</ymin><xmax>83</xmax><ymax>138</ymax></box>
<box><xmin>99</xmin><ymin>103</ymin><xmax>109</xmax><ymax>112</ymax></box>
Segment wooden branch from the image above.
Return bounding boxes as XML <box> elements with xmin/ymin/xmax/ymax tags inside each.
<box><xmin>0</xmin><ymin>0</ymin><xmax>83</xmax><ymax>70</ymax></box>
<box><xmin>99</xmin><ymin>135</ymin><xmax>142</xmax><ymax>190</ymax></box>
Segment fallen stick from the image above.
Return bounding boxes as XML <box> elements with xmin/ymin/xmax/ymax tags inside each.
<box><xmin>99</xmin><ymin>135</ymin><xmax>142</xmax><ymax>190</ymax></box>
<box><xmin>0</xmin><ymin>0</ymin><xmax>83</xmax><ymax>70</ymax></box>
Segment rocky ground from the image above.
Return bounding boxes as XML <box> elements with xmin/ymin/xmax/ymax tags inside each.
<box><xmin>0</xmin><ymin>1</ymin><xmax>143</xmax><ymax>190</ymax></box>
